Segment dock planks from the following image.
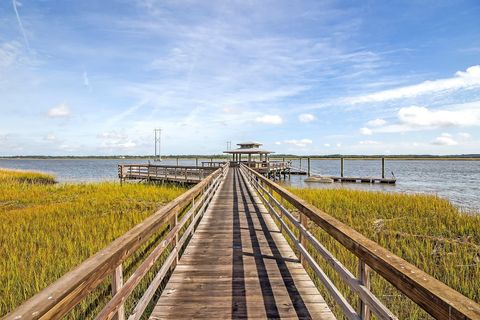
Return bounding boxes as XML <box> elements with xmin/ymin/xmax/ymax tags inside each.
<box><xmin>150</xmin><ymin>167</ymin><xmax>335</xmax><ymax>319</ymax></box>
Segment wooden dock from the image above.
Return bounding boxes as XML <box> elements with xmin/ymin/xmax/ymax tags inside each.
<box><xmin>7</xmin><ymin>163</ymin><xmax>480</xmax><ymax>320</ymax></box>
<box><xmin>118</xmin><ymin>164</ymin><xmax>218</xmax><ymax>184</ymax></box>
<box><xmin>150</xmin><ymin>167</ymin><xmax>334</xmax><ymax>319</ymax></box>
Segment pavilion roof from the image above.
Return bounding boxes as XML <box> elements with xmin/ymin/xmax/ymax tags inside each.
<box><xmin>237</xmin><ymin>141</ymin><xmax>262</xmax><ymax>146</ymax></box>
<box><xmin>223</xmin><ymin>148</ymin><xmax>273</xmax><ymax>154</ymax></box>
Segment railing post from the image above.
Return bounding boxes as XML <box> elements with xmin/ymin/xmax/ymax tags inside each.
<box><xmin>171</xmin><ymin>211</ymin><xmax>179</xmax><ymax>267</ymax></box>
<box><xmin>299</xmin><ymin>212</ymin><xmax>308</xmax><ymax>268</ymax></box>
<box><xmin>111</xmin><ymin>264</ymin><xmax>125</xmax><ymax>320</ymax></box>
<box><xmin>358</xmin><ymin>259</ymin><xmax>371</xmax><ymax>320</ymax></box>
<box><xmin>341</xmin><ymin>157</ymin><xmax>345</xmax><ymax>178</ymax></box>
<box><xmin>191</xmin><ymin>197</ymin><xmax>196</xmax><ymax>236</ymax></box>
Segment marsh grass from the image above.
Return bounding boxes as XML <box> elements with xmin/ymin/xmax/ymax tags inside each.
<box><xmin>0</xmin><ymin>168</ymin><xmax>56</xmax><ymax>184</ymax></box>
<box><xmin>0</xmin><ymin>169</ymin><xmax>186</xmax><ymax>317</ymax></box>
<box><xmin>286</xmin><ymin>187</ymin><xmax>480</xmax><ymax>319</ymax></box>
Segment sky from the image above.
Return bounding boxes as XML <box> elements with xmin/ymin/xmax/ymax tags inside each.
<box><xmin>0</xmin><ymin>0</ymin><xmax>479</xmax><ymax>156</ymax></box>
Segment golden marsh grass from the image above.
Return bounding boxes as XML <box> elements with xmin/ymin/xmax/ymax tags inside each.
<box><xmin>287</xmin><ymin>187</ymin><xmax>480</xmax><ymax>319</ymax></box>
<box><xmin>0</xmin><ymin>169</ymin><xmax>186</xmax><ymax>317</ymax></box>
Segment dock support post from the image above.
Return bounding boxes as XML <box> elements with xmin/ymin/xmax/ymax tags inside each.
<box><xmin>358</xmin><ymin>259</ymin><xmax>371</xmax><ymax>320</ymax></box>
<box><xmin>299</xmin><ymin>157</ymin><xmax>302</xmax><ymax>170</ymax></box>
<box><xmin>176</xmin><ymin>157</ymin><xmax>179</xmax><ymax>166</ymax></box>
<box><xmin>196</xmin><ymin>158</ymin><xmax>198</xmax><ymax>167</ymax></box>
<box><xmin>381</xmin><ymin>157</ymin><xmax>385</xmax><ymax>179</ymax></box>
<box><xmin>307</xmin><ymin>157</ymin><xmax>311</xmax><ymax>176</ymax></box>
<box><xmin>341</xmin><ymin>157</ymin><xmax>344</xmax><ymax>178</ymax></box>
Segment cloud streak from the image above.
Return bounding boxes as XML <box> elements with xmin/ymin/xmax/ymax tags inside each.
<box><xmin>12</xmin><ymin>0</ymin><xmax>30</xmax><ymax>52</ymax></box>
<box><xmin>345</xmin><ymin>65</ymin><xmax>480</xmax><ymax>104</ymax></box>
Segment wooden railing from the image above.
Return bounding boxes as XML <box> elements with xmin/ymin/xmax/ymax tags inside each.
<box><xmin>201</xmin><ymin>161</ymin><xmax>227</xmax><ymax>168</ymax></box>
<box><xmin>239</xmin><ymin>164</ymin><xmax>480</xmax><ymax>320</ymax></box>
<box><xmin>118</xmin><ymin>164</ymin><xmax>217</xmax><ymax>183</ymax></box>
<box><xmin>6</xmin><ymin>163</ymin><xmax>229</xmax><ymax>320</ymax></box>
<box><xmin>239</xmin><ymin>161</ymin><xmax>290</xmax><ymax>171</ymax></box>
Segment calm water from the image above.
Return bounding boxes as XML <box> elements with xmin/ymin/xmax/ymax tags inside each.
<box><xmin>1</xmin><ymin>158</ymin><xmax>479</xmax><ymax>212</ymax></box>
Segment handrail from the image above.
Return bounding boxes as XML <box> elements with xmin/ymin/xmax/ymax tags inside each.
<box><xmin>118</xmin><ymin>164</ymin><xmax>218</xmax><ymax>184</ymax></box>
<box><xmin>120</xmin><ymin>164</ymin><xmax>219</xmax><ymax>170</ymax></box>
<box><xmin>239</xmin><ymin>164</ymin><xmax>480</xmax><ymax>320</ymax></box>
<box><xmin>6</xmin><ymin>163</ymin><xmax>229</xmax><ymax>320</ymax></box>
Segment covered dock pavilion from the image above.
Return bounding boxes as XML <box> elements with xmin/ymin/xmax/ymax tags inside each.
<box><xmin>223</xmin><ymin>141</ymin><xmax>273</xmax><ymax>164</ymax></box>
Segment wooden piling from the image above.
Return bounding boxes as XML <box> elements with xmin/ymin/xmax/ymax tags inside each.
<box><xmin>307</xmin><ymin>157</ymin><xmax>311</xmax><ymax>177</ymax></box>
<box><xmin>341</xmin><ymin>157</ymin><xmax>344</xmax><ymax>178</ymax></box>
<box><xmin>382</xmin><ymin>157</ymin><xmax>385</xmax><ymax>179</ymax></box>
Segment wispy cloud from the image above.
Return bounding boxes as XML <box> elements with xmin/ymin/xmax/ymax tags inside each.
<box><xmin>345</xmin><ymin>65</ymin><xmax>480</xmax><ymax>104</ymax></box>
<box><xmin>83</xmin><ymin>70</ymin><xmax>91</xmax><ymax>91</ymax></box>
<box><xmin>283</xmin><ymin>139</ymin><xmax>313</xmax><ymax>147</ymax></box>
<box><xmin>366</xmin><ymin>118</ymin><xmax>386</xmax><ymax>127</ymax></box>
<box><xmin>12</xmin><ymin>0</ymin><xmax>30</xmax><ymax>52</ymax></box>
<box><xmin>47</xmin><ymin>103</ymin><xmax>71</xmax><ymax>118</ymax></box>
<box><xmin>298</xmin><ymin>113</ymin><xmax>315</xmax><ymax>123</ymax></box>
<box><xmin>255</xmin><ymin>114</ymin><xmax>283</xmax><ymax>125</ymax></box>
<box><xmin>360</xmin><ymin>127</ymin><xmax>373</xmax><ymax>135</ymax></box>
<box><xmin>432</xmin><ymin>133</ymin><xmax>458</xmax><ymax>146</ymax></box>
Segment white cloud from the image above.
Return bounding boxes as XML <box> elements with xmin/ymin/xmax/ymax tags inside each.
<box><xmin>336</xmin><ymin>143</ymin><xmax>342</xmax><ymax>147</ymax></box>
<box><xmin>298</xmin><ymin>113</ymin><xmax>315</xmax><ymax>123</ymax></box>
<box><xmin>360</xmin><ymin>127</ymin><xmax>373</xmax><ymax>135</ymax></box>
<box><xmin>0</xmin><ymin>41</ymin><xmax>24</xmax><ymax>68</ymax></box>
<box><xmin>284</xmin><ymin>139</ymin><xmax>313</xmax><ymax>147</ymax></box>
<box><xmin>373</xmin><ymin>103</ymin><xmax>480</xmax><ymax>134</ymax></box>
<box><xmin>255</xmin><ymin>114</ymin><xmax>283</xmax><ymax>125</ymax></box>
<box><xmin>83</xmin><ymin>70</ymin><xmax>92</xmax><ymax>91</ymax></box>
<box><xmin>366</xmin><ymin>118</ymin><xmax>386</xmax><ymax>127</ymax></box>
<box><xmin>346</xmin><ymin>65</ymin><xmax>480</xmax><ymax>104</ymax></box>
<box><xmin>359</xmin><ymin>140</ymin><xmax>380</xmax><ymax>145</ymax></box>
<box><xmin>432</xmin><ymin>133</ymin><xmax>458</xmax><ymax>146</ymax></box>
<box><xmin>323</xmin><ymin>143</ymin><xmax>331</xmax><ymax>147</ymax></box>
<box><xmin>44</xmin><ymin>134</ymin><xmax>56</xmax><ymax>141</ymax></box>
<box><xmin>398</xmin><ymin>106</ymin><xmax>477</xmax><ymax>127</ymax></box>
<box><xmin>459</xmin><ymin>132</ymin><xmax>472</xmax><ymax>139</ymax></box>
<box><xmin>47</xmin><ymin>103</ymin><xmax>71</xmax><ymax>118</ymax></box>
<box><xmin>98</xmin><ymin>131</ymin><xmax>136</xmax><ymax>149</ymax></box>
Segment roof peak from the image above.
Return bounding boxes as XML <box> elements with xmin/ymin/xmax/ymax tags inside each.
<box><xmin>237</xmin><ymin>141</ymin><xmax>262</xmax><ymax>146</ymax></box>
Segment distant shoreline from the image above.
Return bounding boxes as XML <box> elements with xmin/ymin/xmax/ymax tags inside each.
<box><xmin>1</xmin><ymin>155</ymin><xmax>480</xmax><ymax>161</ymax></box>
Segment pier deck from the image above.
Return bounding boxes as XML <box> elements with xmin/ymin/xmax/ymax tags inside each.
<box><xmin>8</xmin><ymin>164</ymin><xmax>480</xmax><ymax>320</ymax></box>
<box><xmin>150</xmin><ymin>167</ymin><xmax>334</xmax><ymax>319</ymax></box>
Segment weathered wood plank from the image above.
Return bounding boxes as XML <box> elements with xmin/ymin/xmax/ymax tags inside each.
<box><xmin>242</xmin><ymin>164</ymin><xmax>480</xmax><ymax>320</ymax></box>
<box><xmin>149</xmin><ymin>167</ymin><xmax>335</xmax><ymax>319</ymax></box>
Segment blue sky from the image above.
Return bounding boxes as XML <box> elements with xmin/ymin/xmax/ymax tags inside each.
<box><xmin>0</xmin><ymin>0</ymin><xmax>479</xmax><ymax>156</ymax></box>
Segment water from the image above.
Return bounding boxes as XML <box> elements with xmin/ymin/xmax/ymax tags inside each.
<box><xmin>1</xmin><ymin>158</ymin><xmax>479</xmax><ymax>212</ymax></box>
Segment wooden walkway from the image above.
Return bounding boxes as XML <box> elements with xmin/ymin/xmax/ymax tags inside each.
<box><xmin>150</xmin><ymin>167</ymin><xmax>335</xmax><ymax>319</ymax></box>
<box><xmin>9</xmin><ymin>164</ymin><xmax>479</xmax><ymax>320</ymax></box>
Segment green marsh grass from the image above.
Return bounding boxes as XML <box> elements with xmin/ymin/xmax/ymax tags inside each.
<box><xmin>0</xmin><ymin>169</ymin><xmax>186</xmax><ymax>317</ymax></box>
<box><xmin>286</xmin><ymin>187</ymin><xmax>480</xmax><ymax>319</ymax></box>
